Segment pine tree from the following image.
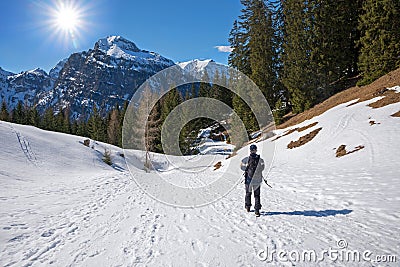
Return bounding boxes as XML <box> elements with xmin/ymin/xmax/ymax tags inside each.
<box><xmin>121</xmin><ymin>104</ymin><xmax>137</xmax><ymax>149</ymax></box>
<box><xmin>118</xmin><ymin>101</ymin><xmax>129</xmax><ymax>147</ymax></box>
<box><xmin>229</xmin><ymin>20</ymin><xmax>251</xmax><ymax>76</ymax></box>
<box><xmin>87</xmin><ymin>105</ymin><xmax>102</xmax><ymax>141</ymax></box>
<box><xmin>98</xmin><ymin>118</ymin><xmax>107</xmax><ymax>143</ymax></box>
<box><xmin>198</xmin><ymin>71</ymin><xmax>211</xmax><ymax>98</ymax></box>
<box><xmin>309</xmin><ymin>0</ymin><xmax>361</xmax><ymax>99</ymax></box>
<box><xmin>281</xmin><ymin>0</ymin><xmax>361</xmax><ymax>112</ymax></box>
<box><xmin>190</xmin><ymin>83</ymin><xmax>197</xmax><ymax>98</ymax></box>
<box><xmin>211</xmin><ymin>69</ymin><xmax>221</xmax><ymax>100</ymax></box>
<box><xmin>13</xmin><ymin>101</ymin><xmax>26</xmax><ymax>124</ymax></box>
<box><xmin>159</xmin><ymin>87</ymin><xmax>182</xmax><ymax>155</ymax></box>
<box><xmin>358</xmin><ymin>0</ymin><xmax>400</xmax><ymax>85</ymax></box>
<box><xmin>54</xmin><ymin>109</ymin><xmax>64</xmax><ymax>132</ymax></box>
<box><xmin>147</xmin><ymin>99</ymin><xmax>162</xmax><ymax>153</ymax></box>
<box><xmin>281</xmin><ymin>0</ymin><xmax>315</xmax><ymax>113</ymax></box>
<box><xmin>76</xmin><ymin>119</ymin><xmax>88</xmax><ymax>137</ymax></box>
<box><xmin>231</xmin><ymin>74</ymin><xmax>258</xmax><ymax>135</ymax></box>
<box><xmin>0</xmin><ymin>101</ymin><xmax>9</xmax><ymax>121</ymax></box>
<box><xmin>62</xmin><ymin>107</ymin><xmax>71</xmax><ymax>133</ymax></box>
<box><xmin>71</xmin><ymin>120</ymin><xmax>78</xmax><ymax>135</ymax></box>
<box><xmin>29</xmin><ymin>106</ymin><xmax>40</xmax><ymax>127</ymax></box>
<box><xmin>219</xmin><ymin>72</ymin><xmax>233</xmax><ymax>107</ymax></box>
<box><xmin>229</xmin><ymin>0</ymin><xmax>282</xmax><ymax>126</ymax></box>
<box><xmin>107</xmin><ymin>106</ymin><xmax>120</xmax><ymax>146</ymax></box>
<box><xmin>42</xmin><ymin>107</ymin><xmax>55</xmax><ymax>131</ymax></box>
<box><xmin>248</xmin><ymin>0</ymin><xmax>279</xmax><ymax>107</ymax></box>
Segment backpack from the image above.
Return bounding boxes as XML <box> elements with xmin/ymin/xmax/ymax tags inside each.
<box><xmin>245</xmin><ymin>154</ymin><xmax>264</xmax><ymax>184</ymax></box>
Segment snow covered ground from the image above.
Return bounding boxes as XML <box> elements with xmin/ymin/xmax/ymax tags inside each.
<box><xmin>0</xmin><ymin>95</ymin><xmax>399</xmax><ymax>266</ymax></box>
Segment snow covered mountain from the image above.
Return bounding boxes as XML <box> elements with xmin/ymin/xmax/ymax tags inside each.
<box><xmin>0</xmin><ymin>37</ymin><xmax>230</xmax><ymax>119</ymax></box>
<box><xmin>0</xmin><ymin>36</ymin><xmax>175</xmax><ymax>118</ymax></box>
<box><xmin>0</xmin><ymin>68</ymin><xmax>53</xmax><ymax>110</ymax></box>
<box><xmin>178</xmin><ymin>59</ymin><xmax>228</xmax><ymax>80</ymax></box>
<box><xmin>0</xmin><ymin>75</ymin><xmax>399</xmax><ymax>266</ymax></box>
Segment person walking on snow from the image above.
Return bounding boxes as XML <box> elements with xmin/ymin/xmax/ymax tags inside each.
<box><xmin>243</xmin><ymin>144</ymin><xmax>265</xmax><ymax>216</ymax></box>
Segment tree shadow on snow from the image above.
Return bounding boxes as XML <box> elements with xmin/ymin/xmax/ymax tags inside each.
<box><xmin>261</xmin><ymin>209</ymin><xmax>352</xmax><ymax>217</ymax></box>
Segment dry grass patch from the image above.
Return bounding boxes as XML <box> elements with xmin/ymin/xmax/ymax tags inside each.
<box><xmin>336</xmin><ymin>145</ymin><xmax>365</xmax><ymax>158</ymax></box>
<box><xmin>287</xmin><ymin>127</ymin><xmax>322</xmax><ymax>149</ymax></box>
<box><xmin>226</xmin><ymin>151</ymin><xmax>237</xmax><ymax>159</ymax></box>
<box><xmin>298</xmin><ymin>122</ymin><xmax>319</xmax><ymax>132</ymax></box>
<box><xmin>391</xmin><ymin>111</ymin><xmax>400</xmax><ymax>117</ymax></box>
<box><xmin>369</xmin><ymin>120</ymin><xmax>380</xmax><ymax>126</ymax></box>
<box><xmin>272</xmin><ymin>122</ymin><xmax>318</xmax><ymax>142</ymax></box>
<box><xmin>214</xmin><ymin>161</ymin><xmax>222</xmax><ymax>170</ymax></box>
<box><xmin>335</xmin><ymin>145</ymin><xmax>347</xmax><ymax>157</ymax></box>
<box><xmin>283</xmin><ymin>128</ymin><xmax>298</xmax><ymax>136</ymax></box>
<box><xmin>277</xmin><ymin>67</ymin><xmax>400</xmax><ymax>129</ymax></box>
<box><xmin>368</xmin><ymin>90</ymin><xmax>400</xmax><ymax>109</ymax></box>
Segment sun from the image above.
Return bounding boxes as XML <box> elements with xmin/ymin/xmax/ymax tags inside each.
<box><xmin>55</xmin><ymin>5</ymin><xmax>79</xmax><ymax>31</ymax></box>
<box><xmin>41</xmin><ymin>0</ymin><xmax>91</xmax><ymax>49</ymax></box>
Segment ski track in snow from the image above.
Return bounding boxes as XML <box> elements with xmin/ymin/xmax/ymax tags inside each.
<box><xmin>1</xmin><ymin>97</ymin><xmax>400</xmax><ymax>266</ymax></box>
<box><xmin>10</xmin><ymin>125</ymin><xmax>38</xmax><ymax>166</ymax></box>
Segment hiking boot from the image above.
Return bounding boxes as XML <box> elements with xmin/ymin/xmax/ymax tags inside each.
<box><xmin>246</xmin><ymin>206</ymin><xmax>250</xmax><ymax>212</ymax></box>
<box><xmin>255</xmin><ymin>210</ymin><xmax>260</xmax><ymax>217</ymax></box>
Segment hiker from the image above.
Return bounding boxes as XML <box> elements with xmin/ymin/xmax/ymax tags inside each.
<box><xmin>243</xmin><ymin>144</ymin><xmax>265</xmax><ymax>216</ymax></box>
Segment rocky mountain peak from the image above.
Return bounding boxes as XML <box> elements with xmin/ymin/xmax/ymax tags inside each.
<box><xmin>94</xmin><ymin>35</ymin><xmax>141</xmax><ymax>58</ymax></box>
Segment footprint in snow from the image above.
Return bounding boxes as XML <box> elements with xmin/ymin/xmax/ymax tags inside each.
<box><xmin>8</xmin><ymin>233</ymin><xmax>29</xmax><ymax>242</ymax></box>
<box><xmin>41</xmin><ymin>229</ymin><xmax>55</xmax><ymax>237</ymax></box>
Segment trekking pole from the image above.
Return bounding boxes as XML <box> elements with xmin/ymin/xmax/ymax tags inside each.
<box><xmin>263</xmin><ymin>178</ymin><xmax>272</xmax><ymax>188</ymax></box>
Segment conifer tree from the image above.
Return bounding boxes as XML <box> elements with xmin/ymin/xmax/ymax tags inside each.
<box><xmin>310</xmin><ymin>0</ymin><xmax>361</xmax><ymax>98</ymax></box>
<box><xmin>76</xmin><ymin>119</ymin><xmax>88</xmax><ymax>137</ymax></box>
<box><xmin>87</xmin><ymin>105</ymin><xmax>102</xmax><ymax>141</ymax></box>
<box><xmin>198</xmin><ymin>71</ymin><xmax>211</xmax><ymax>98</ymax></box>
<box><xmin>147</xmin><ymin>99</ymin><xmax>162</xmax><ymax>153</ymax></box>
<box><xmin>0</xmin><ymin>101</ymin><xmax>9</xmax><ymax>121</ymax></box>
<box><xmin>29</xmin><ymin>106</ymin><xmax>40</xmax><ymax>127</ymax></box>
<box><xmin>107</xmin><ymin>106</ymin><xmax>120</xmax><ymax>146</ymax></box>
<box><xmin>229</xmin><ymin>20</ymin><xmax>251</xmax><ymax>76</ymax></box>
<box><xmin>190</xmin><ymin>83</ymin><xmax>197</xmax><ymax>99</ymax></box>
<box><xmin>13</xmin><ymin>101</ymin><xmax>26</xmax><ymax>125</ymax></box>
<box><xmin>42</xmin><ymin>107</ymin><xmax>55</xmax><ymax>131</ymax></box>
<box><xmin>231</xmin><ymin>74</ymin><xmax>258</xmax><ymax>135</ymax></box>
<box><xmin>61</xmin><ymin>107</ymin><xmax>71</xmax><ymax>133</ymax></box>
<box><xmin>71</xmin><ymin>120</ymin><xmax>78</xmax><ymax>135</ymax></box>
<box><xmin>229</xmin><ymin>0</ymin><xmax>281</xmax><ymax>125</ymax></box>
<box><xmin>358</xmin><ymin>0</ymin><xmax>400</xmax><ymax>85</ymax></box>
<box><xmin>248</xmin><ymin>0</ymin><xmax>278</xmax><ymax>106</ymax></box>
<box><xmin>118</xmin><ymin>101</ymin><xmax>129</xmax><ymax>147</ymax></box>
<box><xmin>54</xmin><ymin>109</ymin><xmax>64</xmax><ymax>132</ymax></box>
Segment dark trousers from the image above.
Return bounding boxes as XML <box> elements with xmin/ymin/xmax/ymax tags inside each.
<box><xmin>245</xmin><ymin>184</ymin><xmax>261</xmax><ymax>211</ymax></box>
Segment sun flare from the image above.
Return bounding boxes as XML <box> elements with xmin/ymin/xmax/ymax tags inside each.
<box><xmin>43</xmin><ymin>1</ymin><xmax>90</xmax><ymax>48</ymax></box>
<box><xmin>55</xmin><ymin>5</ymin><xmax>79</xmax><ymax>31</ymax></box>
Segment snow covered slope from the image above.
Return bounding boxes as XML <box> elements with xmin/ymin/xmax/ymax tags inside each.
<box><xmin>0</xmin><ymin>91</ymin><xmax>399</xmax><ymax>266</ymax></box>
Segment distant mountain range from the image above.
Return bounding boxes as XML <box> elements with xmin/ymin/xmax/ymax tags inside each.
<box><xmin>0</xmin><ymin>36</ymin><xmax>219</xmax><ymax>119</ymax></box>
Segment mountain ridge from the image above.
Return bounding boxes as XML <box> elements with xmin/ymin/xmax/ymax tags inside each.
<box><xmin>0</xmin><ymin>35</ymin><xmax>178</xmax><ymax>118</ymax></box>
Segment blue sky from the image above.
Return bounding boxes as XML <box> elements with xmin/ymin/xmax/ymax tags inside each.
<box><xmin>0</xmin><ymin>0</ymin><xmax>242</xmax><ymax>73</ymax></box>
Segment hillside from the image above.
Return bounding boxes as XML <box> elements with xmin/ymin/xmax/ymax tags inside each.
<box><xmin>279</xmin><ymin>67</ymin><xmax>400</xmax><ymax>128</ymax></box>
<box><xmin>0</xmin><ymin>75</ymin><xmax>399</xmax><ymax>266</ymax></box>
